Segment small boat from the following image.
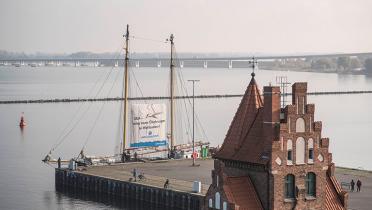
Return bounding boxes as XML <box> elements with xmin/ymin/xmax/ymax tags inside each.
<box><xmin>19</xmin><ymin>113</ymin><xmax>26</xmax><ymax>127</ymax></box>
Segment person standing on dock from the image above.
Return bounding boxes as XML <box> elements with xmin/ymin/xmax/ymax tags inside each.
<box><xmin>164</xmin><ymin>179</ymin><xmax>169</xmax><ymax>189</ymax></box>
<box><xmin>132</xmin><ymin>168</ymin><xmax>137</xmax><ymax>182</ymax></box>
<box><xmin>357</xmin><ymin>179</ymin><xmax>362</xmax><ymax>192</ymax></box>
<box><xmin>134</xmin><ymin>152</ymin><xmax>138</xmax><ymax>162</ymax></box>
<box><xmin>58</xmin><ymin>157</ymin><xmax>61</xmax><ymax>169</ymax></box>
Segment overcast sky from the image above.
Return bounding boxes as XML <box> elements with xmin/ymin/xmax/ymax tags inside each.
<box><xmin>1</xmin><ymin>0</ymin><xmax>372</xmax><ymax>54</ymax></box>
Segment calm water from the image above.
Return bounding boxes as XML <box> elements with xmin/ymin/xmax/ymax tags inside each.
<box><xmin>1</xmin><ymin>66</ymin><xmax>372</xmax><ymax>209</ymax></box>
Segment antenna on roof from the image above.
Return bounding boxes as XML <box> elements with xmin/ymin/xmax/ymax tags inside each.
<box><xmin>276</xmin><ymin>76</ymin><xmax>291</xmax><ymax>108</ymax></box>
<box><xmin>248</xmin><ymin>57</ymin><xmax>258</xmax><ymax>77</ymax></box>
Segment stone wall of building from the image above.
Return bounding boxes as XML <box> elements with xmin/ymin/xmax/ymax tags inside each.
<box><xmin>270</xmin><ymin>82</ymin><xmax>332</xmax><ymax>210</ymax></box>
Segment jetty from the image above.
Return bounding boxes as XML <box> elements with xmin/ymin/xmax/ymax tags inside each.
<box><xmin>55</xmin><ymin>158</ymin><xmax>372</xmax><ymax>210</ymax></box>
<box><xmin>2</xmin><ymin>90</ymin><xmax>372</xmax><ymax>104</ymax></box>
<box><xmin>55</xmin><ymin>159</ymin><xmax>213</xmax><ymax>210</ymax></box>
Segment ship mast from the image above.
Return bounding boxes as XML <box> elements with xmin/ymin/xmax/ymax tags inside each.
<box><xmin>169</xmin><ymin>34</ymin><xmax>175</xmax><ymax>151</ymax></box>
<box><xmin>122</xmin><ymin>24</ymin><xmax>130</xmax><ymax>159</ymax></box>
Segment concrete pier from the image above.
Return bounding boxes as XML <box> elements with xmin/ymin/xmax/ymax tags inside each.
<box><xmin>55</xmin><ymin>159</ymin><xmax>372</xmax><ymax>210</ymax></box>
<box><xmin>55</xmin><ymin>159</ymin><xmax>211</xmax><ymax>210</ymax></box>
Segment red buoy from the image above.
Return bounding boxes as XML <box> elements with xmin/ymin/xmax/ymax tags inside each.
<box><xmin>19</xmin><ymin>113</ymin><xmax>26</xmax><ymax>127</ymax></box>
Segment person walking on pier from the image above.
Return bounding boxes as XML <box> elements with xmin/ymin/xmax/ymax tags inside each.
<box><xmin>357</xmin><ymin>179</ymin><xmax>362</xmax><ymax>192</ymax></box>
<box><xmin>351</xmin><ymin>179</ymin><xmax>355</xmax><ymax>192</ymax></box>
<box><xmin>132</xmin><ymin>168</ymin><xmax>137</xmax><ymax>182</ymax></box>
<box><xmin>164</xmin><ymin>179</ymin><xmax>169</xmax><ymax>189</ymax></box>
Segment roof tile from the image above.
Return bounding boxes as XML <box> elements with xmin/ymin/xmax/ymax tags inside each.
<box><xmin>325</xmin><ymin>175</ymin><xmax>346</xmax><ymax>210</ymax></box>
<box><xmin>223</xmin><ymin>176</ymin><xmax>263</xmax><ymax>210</ymax></box>
<box><xmin>215</xmin><ymin>77</ymin><xmax>270</xmax><ymax>164</ymax></box>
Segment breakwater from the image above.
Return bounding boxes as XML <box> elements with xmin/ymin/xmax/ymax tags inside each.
<box><xmin>1</xmin><ymin>90</ymin><xmax>372</xmax><ymax>104</ymax></box>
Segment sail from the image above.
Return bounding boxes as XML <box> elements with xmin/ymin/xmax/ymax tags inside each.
<box><xmin>130</xmin><ymin>104</ymin><xmax>167</xmax><ymax>148</ymax></box>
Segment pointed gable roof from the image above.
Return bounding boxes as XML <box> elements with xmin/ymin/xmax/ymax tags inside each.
<box><xmin>215</xmin><ymin>74</ymin><xmax>270</xmax><ymax>164</ymax></box>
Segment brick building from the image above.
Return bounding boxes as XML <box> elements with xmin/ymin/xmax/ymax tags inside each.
<box><xmin>205</xmin><ymin>73</ymin><xmax>348</xmax><ymax>210</ymax></box>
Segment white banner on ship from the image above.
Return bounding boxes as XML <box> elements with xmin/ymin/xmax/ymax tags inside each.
<box><xmin>130</xmin><ymin>104</ymin><xmax>167</xmax><ymax>148</ymax></box>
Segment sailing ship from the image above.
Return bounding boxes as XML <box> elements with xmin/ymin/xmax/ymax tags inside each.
<box><xmin>43</xmin><ymin>25</ymin><xmax>209</xmax><ymax>166</ymax></box>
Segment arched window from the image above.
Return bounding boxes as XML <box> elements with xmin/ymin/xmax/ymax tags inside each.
<box><xmin>306</xmin><ymin>172</ymin><xmax>316</xmax><ymax>197</ymax></box>
<box><xmin>285</xmin><ymin>174</ymin><xmax>295</xmax><ymax>199</ymax></box>
<box><xmin>215</xmin><ymin>192</ymin><xmax>221</xmax><ymax>209</ymax></box>
<box><xmin>296</xmin><ymin>118</ymin><xmax>305</xmax><ymax>132</ymax></box>
<box><xmin>296</xmin><ymin>137</ymin><xmax>305</xmax><ymax>164</ymax></box>
<box><xmin>209</xmin><ymin>198</ymin><xmax>213</xmax><ymax>208</ymax></box>
<box><xmin>287</xmin><ymin>140</ymin><xmax>293</xmax><ymax>165</ymax></box>
<box><xmin>308</xmin><ymin>138</ymin><xmax>314</xmax><ymax>163</ymax></box>
<box><xmin>223</xmin><ymin>201</ymin><xmax>228</xmax><ymax>210</ymax></box>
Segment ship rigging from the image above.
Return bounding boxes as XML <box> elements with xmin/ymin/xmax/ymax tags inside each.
<box><xmin>43</xmin><ymin>25</ymin><xmax>210</xmax><ymax>166</ymax></box>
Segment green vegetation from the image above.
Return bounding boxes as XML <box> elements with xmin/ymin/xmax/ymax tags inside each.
<box><xmin>265</xmin><ymin>56</ymin><xmax>371</xmax><ymax>74</ymax></box>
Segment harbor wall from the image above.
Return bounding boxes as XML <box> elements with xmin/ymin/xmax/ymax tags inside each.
<box><xmin>55</xmin><ymin>168</ymin><xmax>205</xmax><ymax>210</ymax></box>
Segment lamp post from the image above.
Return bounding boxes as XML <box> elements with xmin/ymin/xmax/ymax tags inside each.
<box><xmin>188</xmin><ymin>79</ymin><xmax>200</xmax><ymax>166</ymax></box>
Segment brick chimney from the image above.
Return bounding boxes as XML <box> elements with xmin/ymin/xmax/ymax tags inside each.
<box><xmin>292</xmin><ymin>82</ymin><xmax>307</xmax><ymax>114</ymax></box>
<box><xmin>263</xmin><ymin>86</ymin><xmax>281</xmax><ymax>141</ymax></box>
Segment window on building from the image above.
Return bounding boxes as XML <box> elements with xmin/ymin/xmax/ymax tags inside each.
<box><xmin>209</xmin><ymin>198</ymin><xmax>213</xmax><ymax>208</ymax></box>
<box><xmin>309</xmin><ymin>149</ymin><xmax>314</xmax><ymax>160</ymax></box>
<box><xmin>215</xmin><ymin>192</ymin><xmax>221</xmax><ymax>209</ymax></box>
<box><xmin>287</xmin><ymin>140</ymin><xmax>293</xmax><ymax>165</ymax></box>
<box><xmin>296</xmin><ymin>137</ymin><xmax>305</xmax><ymax>164</ymax></box>
<box><xmin>223</xmin><ymin>201</ymin><xmax>228</xmax><ymax>210</ymax></box>
<box><xmin>296</xmin><ymin>118</ymin><xmax>305</xmax><ymax>132</ymax></box>
<box><xmin>308</xmin><ymin>138</ymin><xmax>314</xmax><ymax>163</ymax></box>
<box><xmin>285</xmin><ymin>174</ymin><xmax>295</xmax><ymax>199</ymax></box>
<box><xmin>306</xmin><ymin>172</ymin><xmax>316</xmax><ymax>197</ymax></box>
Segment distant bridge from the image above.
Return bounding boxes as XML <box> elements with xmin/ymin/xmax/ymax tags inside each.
<box><xmin>1</xmin><ymin>52</ymin><xmax>371</xmax><ymax>68</ymax></box>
